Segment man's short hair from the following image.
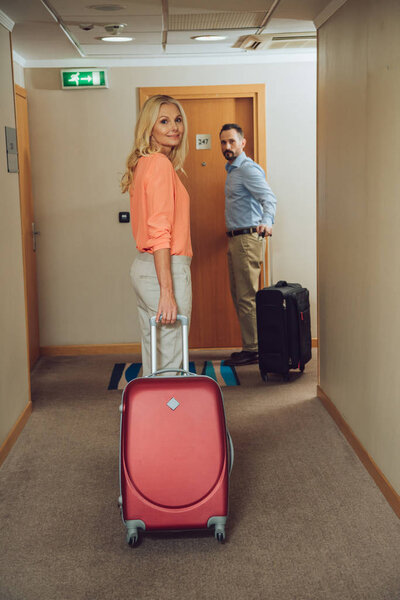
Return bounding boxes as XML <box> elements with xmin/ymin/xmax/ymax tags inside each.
<box><xmin>219</xmin><ymin>123</ymin><xmax>244</xmax><ymax>138</ymax></box>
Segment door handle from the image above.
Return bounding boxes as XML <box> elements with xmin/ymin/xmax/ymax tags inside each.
<box><xmin>32</xmin><ymin>222</ymin><xmax>40</xmax><ymax>252</ymax></box>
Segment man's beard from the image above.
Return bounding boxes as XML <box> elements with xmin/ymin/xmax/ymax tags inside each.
<box><xmin>223</xmin><ymin>150</ymin><xmax>234</xmax><ymax>160</ymax></box>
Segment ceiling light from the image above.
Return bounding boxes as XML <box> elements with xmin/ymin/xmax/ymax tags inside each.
<box><xmin>101</xmin><ymin>36</ymin><xmax>133</xmax><ymax>42</ymax></box>
<box><xmin>192</xmin><ymin>35</ymin><xmax>227</xmax><ymax>41</ymax></box>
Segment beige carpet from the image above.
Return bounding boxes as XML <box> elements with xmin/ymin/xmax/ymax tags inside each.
<box><xmin>1</xmin><ymin>350</ymin><xmax>400</xmax><ymax>600</ymax></box>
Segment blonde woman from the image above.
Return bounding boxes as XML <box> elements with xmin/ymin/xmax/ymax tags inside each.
<box><xmin>121</xmin><ymin>95</ymin><xmax>192</xmax><ymax>376</ymax></box>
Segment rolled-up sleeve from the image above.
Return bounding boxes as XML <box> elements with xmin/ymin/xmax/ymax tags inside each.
<box><xmin>132</xmin><ymin>154</ymin><xmax>175</xmax><ymax>252</ymax></box>
<box><xmin>242</xmin><ymin>163</ymin><xmax>277</xmax><ymax>227</ymax></box>
<box><xmin>130</xmin><ymin>153</ymin><xmax>191</xmax><ymax>256</ymax></box>
<box><xmin>141</xmin><ymin>155</ymin><xmax>175</xmax><ymax>252</ymax></box>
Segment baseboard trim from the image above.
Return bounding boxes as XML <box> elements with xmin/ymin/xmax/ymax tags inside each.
<box><xmin>40</xmin><ymin>343</ymin><xmax>142</xmax><ymax>356</ymax></box>
<box><xmin>0</xmin><ymin>401</ymin><xmax>32</xmax><ymax>468</ymax></box>
<box><xmin>41</xmin><ymin>339</ymin><xmax>319</xmax><ymax>356</ymax></box>
<box><xmin>317</xmin><ymin>385</ymin><xmax>400</xmax><ymax>519</ymax></box>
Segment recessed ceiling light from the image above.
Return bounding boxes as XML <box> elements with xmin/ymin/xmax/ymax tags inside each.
<box><xmin>101</xmin><ymin>36</ymin><xmax>133</xmax><ymax>42</ymax></box>
<box><xmin>192</xmin><ymin>35</ymin><xmax>227</xmax><ymax>41</ymax></box>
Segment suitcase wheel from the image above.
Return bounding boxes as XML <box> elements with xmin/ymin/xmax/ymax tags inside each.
<box><xmin>208</xmin><ymin>517</ymin><xmax>226</xmax><ymax>543</ymax></box>
<box><xmin>213</xmin><ymin>522</ymin><xmax>225</xmax><ymax>543</ymax></box>
<box><xmin>261</xmin><ymin>371</ymin><xmax>268</xmax><ymax>383</ymax></box>
<box><xmin>125</xmin><ymin>520</ymin><xmax>145</xmax><ymax>547</ymax></box>
<box><xmin>127</xmin><ymin>531</ymin><xmax>139</xmax><ymax>547</ymax></box>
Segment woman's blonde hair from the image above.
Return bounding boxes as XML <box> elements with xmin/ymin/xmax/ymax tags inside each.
<box><xmin>121</xmin><ymin>95</ymin><xmax>188</xmax><ymax>193</ymax></box>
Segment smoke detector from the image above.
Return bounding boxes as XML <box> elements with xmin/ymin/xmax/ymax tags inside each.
<box><xmin>104</xmin><ymin>23</ymin><xmax>126</xmax><ymax>34</ymax></box>
<box><xmin>101</xmin><ymin>22</ymin><xmax>133</xmax><ymax>42</ymax></box>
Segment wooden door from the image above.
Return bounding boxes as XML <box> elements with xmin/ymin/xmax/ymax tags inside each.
<box><xmin>179</xmin><ymin>97</ymin><xmax>254</xmax><ymax>348</ymax></box>
<box><xmin>15</xmin><ymin>85</ymin><xmax>40</xmax><ymax>368</ymax></box>
<box><xmin>139</xmin><ymin>85</ymin><xmax>266</xmax><ymax>348</ymax></box>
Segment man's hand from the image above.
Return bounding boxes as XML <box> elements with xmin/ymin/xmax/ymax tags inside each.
<box><xmin>256</xmin><ymin>224</ymin><xmax>272</xmax><ymax>237</ymax></box>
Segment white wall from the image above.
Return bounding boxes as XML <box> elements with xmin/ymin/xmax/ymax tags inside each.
<box><xmin>318</xmin><ymin>0</ymin><xmax>400</xmax><ymax>494</ymax></box>
<box><xmin>13</xmin><ymin>60</ymin><xmax>25</xmax><ymax>87</ymax></box>
<box><xmin>24</xmin><ymin>58</ymin><xmax>316</xmax><ymax>347</ymax></box>
<box><xmin>0</xmin><ymin>25</ymin><xmax>30</xmax><ymax>448</ymax></box>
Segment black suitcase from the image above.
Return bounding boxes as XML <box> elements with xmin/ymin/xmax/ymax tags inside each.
<box><xmin>256</xmin><ymin>280</ymin><xmax>312</xmax><ymax>382</ymax></box>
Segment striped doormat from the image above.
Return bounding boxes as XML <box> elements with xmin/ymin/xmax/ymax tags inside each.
<box><xmin>108</xmin><ymin>360</ymin><xmax>239</xmax><ymax>390</ymax></box>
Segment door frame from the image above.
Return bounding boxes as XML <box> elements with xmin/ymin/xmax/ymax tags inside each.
<box><xmin>139</xmin><ymin>83</ymin><xmax>270</xmax><ymax>289</ymax></box>
<box><xmin>15</xmin><ymin>83</ymin><xmax>40</xmax><ymax>369</ymax></box>
<box><xmin>139</xmin><ymin>84</ymin><xmax>266</xmax><ymax>170</ymax></box>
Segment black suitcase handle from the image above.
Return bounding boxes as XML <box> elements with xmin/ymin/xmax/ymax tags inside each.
<box><xmin>275</xmin><ymin>280</ymin><xmax>288</xmax><ymax>287</ymax></box>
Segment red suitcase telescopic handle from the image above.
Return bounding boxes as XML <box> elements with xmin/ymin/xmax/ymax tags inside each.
<box><xmin>149</xmin><ymin>314</ymin><xmax>190</xmax><ymax>376</ymax></box>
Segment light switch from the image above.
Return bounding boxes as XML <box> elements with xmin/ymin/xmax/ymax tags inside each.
<box><xmin>119</xmin><ymin>211</ymin><xmax>130</xmax><ymax>223</ymax></box>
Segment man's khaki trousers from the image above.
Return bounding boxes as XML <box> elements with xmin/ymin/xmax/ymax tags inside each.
<box><xmin>130</xmin><ymin>253</ymin><xmax>192</xmax><ymax>376</ymax></box>
<box><xmin>227</xmin><ymin>232</ymin><xmax>263</xmax><ymax>353</ymax></box>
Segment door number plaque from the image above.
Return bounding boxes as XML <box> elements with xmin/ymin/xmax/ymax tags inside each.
<box><xmin>196</xmin><ymin>134</ymin><xmax>211</xmax><ymax>150</ymax></box>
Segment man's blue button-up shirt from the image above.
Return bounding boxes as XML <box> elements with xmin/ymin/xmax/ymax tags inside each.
<box><xmin>224</xmin><ymin>151</ymin><xmax>277</xmax><ymax>231</ymax></box>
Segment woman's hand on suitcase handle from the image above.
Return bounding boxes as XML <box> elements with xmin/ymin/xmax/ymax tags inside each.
<box><xmin>153</xmin><ymin>248</ymin><xmax>178</xmax><ymax>324</ymax></box>
<box><xmin>157</xmin><ymin>288</ymin><xmax>178</xmax><ymax>324</ymax></box>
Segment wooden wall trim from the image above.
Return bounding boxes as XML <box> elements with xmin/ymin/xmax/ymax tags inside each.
<box><xmin>40</xmin><ymin>339</ymin><xmax>318</xmax><ymax>356</ymax></box>
<box><xmin>139</xmin><ymin>84</ymin><xmax>266</xmax><ymax>103</ymax></box>
<box><xmin>316</xmin><ymin>30</ymin><xmax>320</xmax><ymax>385</ymax></box>
<box><xmin>0</xmin><ymin>402</ymin><xmax>32</xmax><ymax>468</ymax></box>
<box><xmin>317</xmin><ymin>385</ymin><xmax>400</xmax><ymax>519</ymax></box>
<box><xmin>40</xmin><ymin>343</ymin><xmax>142</xmax><ymax>356</ymax></box>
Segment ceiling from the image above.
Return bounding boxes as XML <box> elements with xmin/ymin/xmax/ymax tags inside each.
<box><xmin>0</xmin><ymin>0</ymin><xmax>338</xmax><ymax>66</ymax></box>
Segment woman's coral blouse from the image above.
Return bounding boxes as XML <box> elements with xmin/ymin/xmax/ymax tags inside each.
<box><xmin>129</xmin><ymin>153</ymin><xmax>192</xmax><ymax>257</ymax></box>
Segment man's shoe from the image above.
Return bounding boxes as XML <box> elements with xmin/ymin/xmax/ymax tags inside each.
<box><xmin>224</xmin><ymin>351</ymin><xmax>258</xmax><ymax>367</ymax></box>
<box><xmin>230</xmin><ymin>350</ymin><xmax>247</xmax><ymax>359</ymax></box>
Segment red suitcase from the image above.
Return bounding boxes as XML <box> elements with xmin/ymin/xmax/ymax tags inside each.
<box><xmin>118</xmin><ymin>315</ymin><xmax>234</xmax><ymax>546</ymax></box>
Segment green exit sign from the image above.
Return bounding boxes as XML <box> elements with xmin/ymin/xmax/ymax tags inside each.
<box><xmin>61</xmin><ymin>69</ymin><xmax>108</xmax><ymax>89</ymax></box>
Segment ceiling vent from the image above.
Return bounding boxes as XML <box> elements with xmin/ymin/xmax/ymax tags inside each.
<box><xmin>234</xmin><ymin>32</ymin><xmax>316</xmax><ymax>51</ymax></box>
<box><xmin>169</xmin><ymin>12</ymin><xmax>265</xmax><ymax>31</ymax></box>
<box><xmin>87</xmin><ymin>4</ymin><xmax>126</xmax><ymax>10</ymax></box>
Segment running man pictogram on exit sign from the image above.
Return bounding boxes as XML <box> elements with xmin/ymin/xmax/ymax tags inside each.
<box><xmin>61</xmin><ymin>69</ymin><xmax>108</xmax><ymax>89</ymax></box>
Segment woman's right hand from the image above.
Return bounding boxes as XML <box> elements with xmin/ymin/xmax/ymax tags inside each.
<box><xmin>153</xmin><ymin>248</ymin><xmax>178</xmax><ymax>324</ymax></box>
<box><xmin>157</xmin><ymin>288</ymin><xmax>177</xmax><ymax>324</ymax></box>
